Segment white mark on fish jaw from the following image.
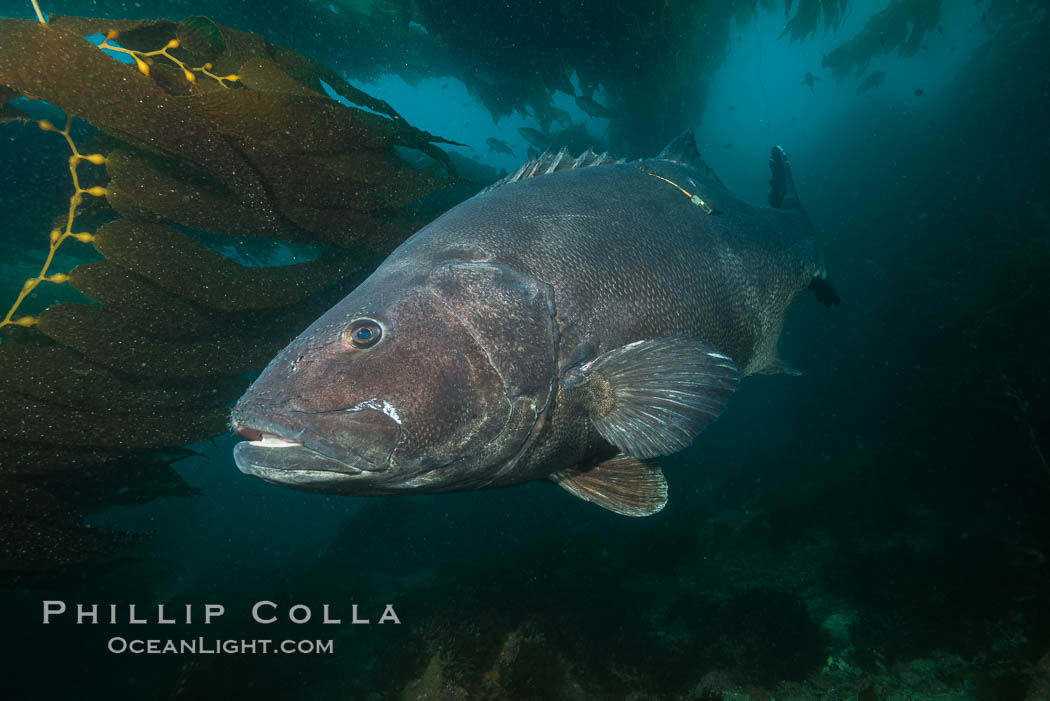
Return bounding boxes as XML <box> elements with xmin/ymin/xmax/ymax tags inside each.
<box><xmin>345</xmin><ymin>398</ymin><xmax>403</xmax><ymax>425</ymax></box>
<box><xmin>250</xmin><ymin>433</ymin><xmax>303</xmax><ymax>448</ymax></box>
<box><xmin>707</xmin><ymin>352</ymin><xmax>731</xmax><ymax>360</ymax></box>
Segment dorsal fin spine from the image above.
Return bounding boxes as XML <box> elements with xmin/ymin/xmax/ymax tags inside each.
<box><xmin>545</xmin><ymin>148</ymin><xmax>568</xmax><ymax>174</ymax></box>
<box><xmin>481</xmin><ymin>147</ymin><xmax>626</xmax><ymax>194</ymax></box>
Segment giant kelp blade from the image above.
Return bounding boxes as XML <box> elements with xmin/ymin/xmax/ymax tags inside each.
<box><xmin>69</xmin><ymin>260</ymin><xmax>232</xmax><ymax>339</ymax></box>
<box><xmin>0</xmin><ymin>393</ymin><xmax>228</xmax><ymax>451</ymax></box>
<box><xmin>0</xmin><ymin>344</ymin><xmax>244</xmax><ymax>412</ymax></box>
<box><xmin>37</xmin><ymin>303</ymin><xmax>282</xmax><ymax>377</ymax></box>
<box><xmin>0</xmin><ymin>19</ymin><xmax>273</xmax><ymax>207</ymax></box>
<box><xmin>102</xmin><ymin>149</ymin><xmax>282</xmax><ymax>239</ymax></box>
<box><xmin>0</xmin><ymin>11</ymin><xmax>456</xmax><ymax>572</ymax></box>
<box><xmin>92</xmin><ymin>219</ymin><xmax>358</xmax><ymax>310</ymax></box>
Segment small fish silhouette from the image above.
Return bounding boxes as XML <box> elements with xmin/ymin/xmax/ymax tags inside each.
<box><xmin>856</xmin><ymin>70</ymin><xmax>886</xmax><ymax>94</ymax></box>
<box><xmin>486</xmin><ymin>138</ymin><xmax>514</xmax><ymax>156</ymax></box>
<box><xmin>575</xmin><ymin>96</ymin><xmax>615</xmax><ymax>119</ymax></box>
<box><xmin>517</xmin><ymin>127</ymin><xmax>550</xmax><ymax>150</ymax></box>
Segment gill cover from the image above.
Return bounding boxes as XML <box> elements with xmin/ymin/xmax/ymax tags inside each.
<box><xmin>423</xmin><ymin>261</ymin><xmax>557</xmax><ymax>486</ymax></box>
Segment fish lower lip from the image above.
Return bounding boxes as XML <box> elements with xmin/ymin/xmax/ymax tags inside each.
<box><xmin>233</xmin><ymin>442</ymin><xmax>366</xmax><ymax>482</ymax></box>
<box><xmin>241</xmin><ymin>464</ymin><xmax>365</xmax><ymax>490</ymax></box>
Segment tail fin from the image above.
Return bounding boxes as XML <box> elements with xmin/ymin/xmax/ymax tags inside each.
<box><xmin>808</xmin><ymin>277</ymin><xmax>841</xmax><ymax>307</ymax></box>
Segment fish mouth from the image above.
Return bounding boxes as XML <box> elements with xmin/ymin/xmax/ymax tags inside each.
<box><xmin>230</xmin><ymin>412</ymin><xmax>384</xmax><ymax>489</ymax></box>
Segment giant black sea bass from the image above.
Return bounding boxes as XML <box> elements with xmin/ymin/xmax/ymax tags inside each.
<box><xmin>230</xmin><ymin>132</ymin><xmax>838</xmax><ymax>516</ymax></box>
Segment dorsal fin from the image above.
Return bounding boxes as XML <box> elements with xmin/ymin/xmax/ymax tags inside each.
<box><xmin>481</xmin><ymin>147</ymin><xmax>625</xmax><ymax>194</ymax></box>
<box><xmin>657</xmin><ymin>130</ymin><xmax>704</xmax><ymax>167</ymax></box>
<box><xmin>656</xmin><ymin>130</ymin><xmax>722</xmax><ymax>183</ymax></box>
<box><xmin>768</xmin><ymin>145</ymin><xmax>804</xmax><ymax>211</ymax></box>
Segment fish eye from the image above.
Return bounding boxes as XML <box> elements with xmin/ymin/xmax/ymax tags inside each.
<box><xmin>343</xmin><ymin>319</ymin><xmax>383</xmax><ymax>349</ymax></box>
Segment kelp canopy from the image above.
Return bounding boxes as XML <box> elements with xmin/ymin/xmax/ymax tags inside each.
<box><xmin>821</xmin><ymin>0</ymin><xmax>942</xmax><ymax>78</ymax></box>
<box><xmin>0</xmin><ymin>15</ymin><xmax>455</xmax><ymax>571</ymax></box>
<box><xmin>1</xmin><ymin>0</ymin><xmax>966</xmax><ymax>165</ymax></box>
<box><xmin>232</xmin><ymin>0</ymin><xmax>949</xmax><ymax>155</ymax></box>
<box><xmin>4</xmin><ymin>1</ymin><xmax>968</xmax><ymax>160</ymax></box>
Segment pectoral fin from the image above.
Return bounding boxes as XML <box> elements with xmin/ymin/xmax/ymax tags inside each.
<box><xmin>564</xmin><ymin>335</ymin><xmax>739</xmax><ymax>459</ymax></box>
<box><xmin>551</xmin><ymin>455</ymin><xmax>667</xmax><ymax>517</ymax></box>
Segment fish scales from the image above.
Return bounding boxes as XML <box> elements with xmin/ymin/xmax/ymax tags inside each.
<box><xmin>414</xmin><ymin>161</ymin><xmax>818</xmax><ymax>376</ymax></box>
<box><xmin>230</xmin><ymin>132</ymin><xmax>833</xmax><ymax>516</ymax></box>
